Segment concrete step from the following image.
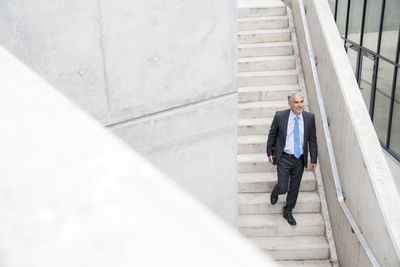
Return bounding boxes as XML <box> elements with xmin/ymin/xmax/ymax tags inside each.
<box><xmin>239</xmin><ymin>100</ymin><xmax>309</xmax><ymax>119</ymax></box>
<box><xmin>238</xmin><ymin>171</ymin><xmax>316</xmax><ymax>193</ymax></box>
<box><xmin>238</xmin><ymin>5</ymin><xmax>286</xmax><ymax>18</ymax></box>
<box><xmin>238</xmin><ymin>84</ymin><xmax>300</xmax><ymax>102</ymax></box>
<box><xmin>238</xmin><ymin>16</ymin><xmax>288</xmax><ymax>31</ymax></box>
<box><xmin>275</xmin><ymin>260</ymin><xmax>332</xmax><ymax>267</ymax></box>
<box><xmin>238</xmin><ymin>121</ymin><xmax>273</xmax><ymax>137</ymax></box>
<box><xmin>238</xmin><ymin>135</ymin><xmax>313</xmax><ymax>154</ymax></box>
<box><xmin>238</xmin><ymin>55</ymin><xmax>295</xmax><ymax>72</ymax></box>
<box><xmin>238</xmin><ymin>100</ymin><xmax>289</xmax><ymax>118</ymax></box>
<box><xmin>238</xmin><ymin>29</ymin><xmax>291</xmax><ymax>44</ymax></box>
<box><xmin>238</xmin><ymin>118</ymin><xmax>273</xmax><ymax>135</ymax></box>
<box><xmin>250</xmin><ymin>236</ymin><xmax>330</xmax><ymax>260</ymax></box>
<box><xmin>238</xmin><ymin>69</ymin><xmax>298</xmax><ymax>87</ymax></box>
<box><xmin>238</xmin><ymin>191</ymin><xmax>321</xmax><ymax>214</ymax></box>
<box><xmin>238</xmin><ymin>213</ymin><xmax>324</xmax><ymax>237</ymax></box>
<box><xmin>238</xmin><ymin>153</ymin><xmax>276</xmax><ymax>173</ymax></box>
<box><xmin>238</xmin><ymin>135</ymin><xmax>267</xmax><ymax>154</ymax></box>
<box><xmin>238</xmin><ymin>42</ymin><xmax>293</xmax><ymax>57</ymax></box>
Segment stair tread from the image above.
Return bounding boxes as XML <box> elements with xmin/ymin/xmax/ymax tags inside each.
<box><xmin>238</xmin><ymin>117</ymin><xmax>273</xmax><ymax>125</ymax></box>
<box><xmin>238</xmin><ymin>135</ymin><xmax>266</xmax><ymax>143</ymax></box>
<box><xmin>237</xmin><ymin>172</ymin><xmax>316</xmax><ymax>193</ymax></box>
<box><xmin>238</xmin><ymin>84</ymin><xmax>300</xmax><ymax>92</ymax></box>
<box><xmin>238</xmin><ymin>69</ymin><xmax>297</xmax><ymax>77</ymax></box>
<box><xmin>238</xmin><ymin>55</ymin><xmax>295</xmax><ymax>63</ymax></box>
<box><xmin>238</xmin><ymin>135</ymin><xmax>314</xmax><ymax>145</ymax></box>
<box><xmin>238</xmin><ymin>117</ymin><xmax>273</xmax><ymax>126</ymax></box>
<box><xmin>276</xmin><ymin>260</ymin><xmax>332</xmax><ymax>267</ymax></box>
<box><xmin>238</xmin><ymin>191</ymin><xmax>320</xmax><ymax>204</ymax></box>
<box><xmin>238</xmin><ymin>0</ymin><xmax>286</xmax><ymax>8</ymax></box>
<box><xmin>237</xmin><ymin>15</ymin><xmax>288</xmax><ymax>22</ymax></box>
<box><xmin>238</xmin><ymin>41</ymin><xmax>292</xmax><ymax>48</ymax></box>
<box><xmin>238</xmin><ymin>213</ymin><xmax>324</xmax><ymax>227</ymax></box>
<box><xmin>238</xmin><ymin>100</ymin><xmax>289</xmax><ymax>109</ymax></box>
<box><xmin>250</xmin><ymin>236</ymin><xmax>329</xmax><ymax>250</ymax></box>
<box><xmin>238</xmin><ymin>153</ymin><xmax>269</xmax><ymax>162</ymax></box>
<box><xmin>238</xmin><ymin>28</ymin><xmax>290</xmax><ymax>35</ymax></box>
<box><xmin>238</xmin><ymin>171</ymin><xmax>315</xmax><ymax>181</ymax></box>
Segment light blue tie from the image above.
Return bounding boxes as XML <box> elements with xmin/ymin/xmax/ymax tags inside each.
<box><xmin>294</xmin><ymin>116</ymin><xmax>301</xmax><ymax>159</ymax></box>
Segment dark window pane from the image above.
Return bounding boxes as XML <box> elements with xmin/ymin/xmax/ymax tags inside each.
<box><xmin>373</xmin><ymin>60</ymin><xmax>394</xmax><ymax>144</ymax></box>
<box><xmin>380</xmin><ymin>0</ymin><xmax>400</xmax><ymax>61</ymax></box>
<box><xmin>347</xmin><ymin>47</ymin><xmax>358</xmax><ymax>76</ymax></box>
<box><xmin>389</xmin><ymin>68</ymin><xmax>400</xmax><ymax>155</ymax></box>
<box><xmin>363</xmin><ymin>0</ymin><xmax>382</xmax><ymax>52</ymax></box>
<box><xmin>347</xmin><ymin>0</ymin><xmax>364</xmax><ymax>44</ymax></box>
<box><xmin>360</xmin><ymin>55</ymin><xmax>374</xmax><ymax>112</ymax></box>
<box><xmin>336</xmin><ymin>0</ymin><xmax>348</xmax><ymax>36</ymax></box>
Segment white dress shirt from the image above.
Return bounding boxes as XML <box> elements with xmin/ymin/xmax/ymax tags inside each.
<box><xmin>284</xmin><ymin>110</ymin><xmax>304</xmax><ymax>155</ymax></box>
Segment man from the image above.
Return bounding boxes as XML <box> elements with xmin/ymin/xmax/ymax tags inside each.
<box><xmin>266</xmin><ymin>92</ymin><xmax>317</xmax><ymax>225</ymax></box>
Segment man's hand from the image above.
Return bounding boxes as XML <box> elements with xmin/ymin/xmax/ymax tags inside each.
<box><xmin>268</xmin><ymin>155</ymin><xmax>274</xmax><ymax>164</ymax></box>
<box><xmin>310</xmin><ymin>163</ymin><xmax>317</xmax><ymax>172</ymax></box>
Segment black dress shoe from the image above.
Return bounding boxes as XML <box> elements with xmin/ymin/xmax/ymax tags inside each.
<box><xmin>283</xmin><ymin>211</ymin><xmax>296</xmax><ymax>225</ymax></box>
<box><xmin>270</xmin><ymin>184</ymin><xmax>279</xmax><ymax>205</ymax></box>
<box><xmin>270</xmin><ymin>193</ymin><xmax>278</xmax><ymax>205</ymax></box>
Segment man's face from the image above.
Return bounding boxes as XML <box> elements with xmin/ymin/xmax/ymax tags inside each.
<box><xmin>289</xmin><ymin>96</ymin><xmax>304</xmax><ymax>115</ymax></box>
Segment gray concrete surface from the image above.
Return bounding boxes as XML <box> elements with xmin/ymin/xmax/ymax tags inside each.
<box><xmin>289</xmin><ymin>0</ymin><xmax>400</xmax><ymax>266</ymax></box>
<box><xmin>0</xmin><ymin>0</ymin><xmax>238</xmax><ymax>225</ymax></box>
<box><xmin>111</xmin><ymin>94</ymin><xmax>237</xmax><ymax>222</ymax></box>
<box><xmin>0</xmin><ymin>46</ymin><xmax>276</xmax><ymax>267</ymax></box>
<box><xmin>384</xmin><ymin>150</ymin><xmax>400</xmax><ymax>191</ymax></box>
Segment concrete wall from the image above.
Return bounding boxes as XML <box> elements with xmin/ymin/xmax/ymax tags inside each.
<box><xmin>0</xmin><ymin>0</ymin><xmax>238</xmax><ymax>225</ymax></box>
<box><xmin>288</xmin><ymin>0</ymin><xmax>400</xmax><ymax>266</ymax></box>
<box><xmin>0</xmin><ymin>46</ymin><xmax>275</xmax><ymax>267</ymax></box>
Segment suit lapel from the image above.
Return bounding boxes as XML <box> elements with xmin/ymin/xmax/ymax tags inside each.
<box><xmin>282</xmin><ymin>109</ymin><xmax>290</xmax><ymax>145</ymax></box>
<box><xmin>303</xmin><ymin>112</ymin><xmax>308</xmax><ymax>148</ymax></box>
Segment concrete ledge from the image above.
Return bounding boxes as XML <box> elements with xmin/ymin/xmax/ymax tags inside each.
<box><xmin>315</xmin><ymin>165</ymin><xmax>339</xmax><ymax>267</ymax></box>
<box><xmin>288</xmin><ymin>0</ymin><xmax>400</xmax><ymax>266</ymax></box>
<box><xmin>0</xmin><ymin>46</ymin><xmax>276</xmax><ymax>266</ymax></box>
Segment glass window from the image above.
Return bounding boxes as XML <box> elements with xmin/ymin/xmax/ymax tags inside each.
<box><xmin>347</xmin><ymin>0</ymin><xmax>364</xmax><ymax>44</ymax></box>
<box><xmin>359</xmin><ymin>55</ymin><xmax>375</xmax><ymax>112</ymax></box>
<box><xmin>336</xmin><ymin>0</ymin><xmax>348</xmax><ymax>36</ymax></box>
<box><xmin>389</xmin><ymin>68</ymin><xmax>400</xmax><ymax>156</ymax></box>
<box><xmin>373</xmin><ymin>60</ymin><xmax>394</xmax><ymax>144</ymax></box>
<box><xmin>347</xmin><ymin>47</ymin><xmax>359</xmax><ymax>76</ymax></box>
<box><xmin>380</xmin><ymin>0</ymin><xmax>400</xmax><ymax>61</ymax></box>
<box><xmin>363</xmin><ymin>0</ymin><xmax>382</xmax><ymax>52</ymax></box>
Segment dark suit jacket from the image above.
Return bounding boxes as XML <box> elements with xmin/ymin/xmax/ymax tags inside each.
<box><xmin>266</xmin><ymin>109</ymin><xmax>317</xmax><ymax>168</ymax></box>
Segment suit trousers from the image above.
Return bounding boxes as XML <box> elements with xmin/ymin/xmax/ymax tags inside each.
<box><xmin>272</xmin><ymin>153</ymin><xmax>304</xmax><ymax>212</ymax></box>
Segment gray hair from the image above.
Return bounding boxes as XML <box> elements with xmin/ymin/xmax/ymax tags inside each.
<box><xmin>288</xmin><ymin>92</ymin><xmax>304</xmax><ymax>102</ymax></box>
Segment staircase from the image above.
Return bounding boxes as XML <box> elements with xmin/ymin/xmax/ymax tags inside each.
<box><xmin>237</xmin><ymin>0</ymin><xmax>332</xmax><ymax>266</ymax></box>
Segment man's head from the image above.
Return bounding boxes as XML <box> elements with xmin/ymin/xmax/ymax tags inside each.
<box><xmin>288</xmin><ymin>92</ymin><xmax>304</xmax><ymax>115</ymax></box>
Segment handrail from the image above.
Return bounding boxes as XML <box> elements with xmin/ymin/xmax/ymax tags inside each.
<box><xmin>297</xmin><ymin>0</ymin><xmax>380</xmax><ymax>266</ymax></box>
